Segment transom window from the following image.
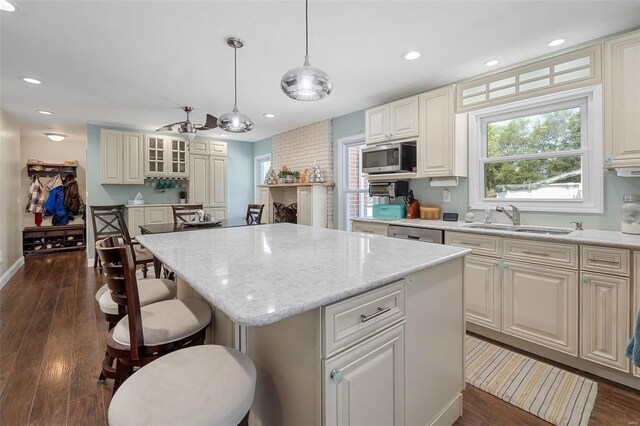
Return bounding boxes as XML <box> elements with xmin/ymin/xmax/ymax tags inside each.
<box><xmin>469</xmin><ymin>86</ymin><xmax>603</xmax><ymax>213</ymax></box>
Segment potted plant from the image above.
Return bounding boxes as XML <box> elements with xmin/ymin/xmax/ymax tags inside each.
<box><xmin>179</xmin><ymin>191</ymin><xmax>187</xmax><ymax>204</ymax></box>
<box><xmin>278</xmin><ymin>166</ymin><xmax>300</xmax><ymax>184</ymax></box>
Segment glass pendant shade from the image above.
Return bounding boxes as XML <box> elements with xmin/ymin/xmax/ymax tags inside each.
<box><xmin>281</xmin><ymin>56</ymin><xmax>332</xmax><ymax>101</ymax></box>
<box><xmin>180</xmin><ymin>130</ymin><xmax>197</xmax><ymax>142</ymax></box>
<box><xmin>218</xmin><ymin>104</ymin><xmax>254</xmax><ymax>133</ymax></box>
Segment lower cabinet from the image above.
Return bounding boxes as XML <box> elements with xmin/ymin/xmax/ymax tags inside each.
<box><xmin>580</xmin><ymin>271</ymin><xmax>630</xmax><ymax>371</ymax></box>
<box><xmin>464</xmin><ymin>255</ymin><xmax>501</xmax><ymax>331</ymax></box>
<box><xmin>205</xmin><ymin>207</ymin><xmax>227</xmax><ymax>220</ymax></box>
<box><xmin>145</xmin><ymin>206</ymin><xmax>170</xmax><ymax>225</ymax></box>
<box><xmin>351</xmin><ymin>221</ymin><xmax>389</xmax><ymax>237</ymax></box>
<box><xmin>258</xmin><ymin>187</ymin><xmax>272</xmax><ymax>224</ymax></box>
<box><xmin>502</xmin><ymin>261</ymin><xmax>578</xmax><ymax>356</ymax></box>
<box><xmin>127</xmin><ymin>207</ymin><xmax>145</xmax><ymax>238</ymax></box>
<box><xmin>297</xmin><ymin>186</ymin><xmax>328</xmax><ymax>227</ymax></box>
<box><xmin>323</xmin><ymin>324</ymin><xmax>405</xmax><ymax>426</ymax></box>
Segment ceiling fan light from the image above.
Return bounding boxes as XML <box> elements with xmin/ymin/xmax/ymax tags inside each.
<box><xmin>218</xmin><ymin>105</ymin><xmax>254</xmax><ymax>133</ymax></box>
<box><xmin>179</xmin><ymin>130</ymin><xmax>197</xmax><ymax>142</ymax></box>
<box><xmin>281</xmin><ymin>56</ymin><xmax>332</xmax><ymax>101</ymax></box>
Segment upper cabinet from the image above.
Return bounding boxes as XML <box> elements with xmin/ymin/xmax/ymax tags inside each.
<box><xmin>365</xmin><ymin>96</ymin><xmax>419</xmax><ymax>144</ymax></box>
<box><xmin>417</xmin><ymin>85</ymin><xmax>467</xmax><ymax>178</ymax></box>
<box><xmin>144</xmin><ymin>135</ymin><xmax>190</xmax><ymax>178</ymax></box>
<box><xmin>604</xmin><ymin>30</ymin><xmax>640</xmax><ymax>168</ymax></box>
<box><xmin>188</xmin><ymin>140</ymin><xmax>228</xmax><ymax>208</ymax></box>
<box><xmin>145</xmin><ymin>136</ymin><xmax>166</xmax><ymax>177</ymax></box>
<box><xmin>101</xmin><ymin>129</ymin><xmax>144</xmax><ymax>184</ymax></box>
<box><xmin>168</xmin><ymin>137</ymin><xmax>189</xmax><ymax>177</ymax></box>
<box><xmin>190</xmin><ymin>139</ymin><xmax>228</xmax><ymax>156</ymax></box>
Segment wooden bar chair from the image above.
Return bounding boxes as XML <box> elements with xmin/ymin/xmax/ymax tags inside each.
<box><xmin>96</xmin><ymin>237</ymin><xmax>211</xmax><ymax>395</ymax></box>
<box><xmin>90</xmin><ymin>205</ymin><xmax>125</xmax><ymax>270</ymax></box>
<box><xmin>108</xmin><ymin>345</ymin><xmax>256</xmax><ymax>426</ymax></box>
<box><xmin>246</xmin><ymin>203</ymin><xmax>265</xmax><ymax>224</ymax></box>
<box><xmin>95</xmin><ymin>238</ymin><xmax>178</xmax><ymax>383</ymax></box>
<box><xmin>112</xmin><ymin>208</ymin><xmax>154</xmax><ymax>278</ymax></box>
<box><xmin>172</xmin><ymin>204</ymin><xmax>204</xmax><ymax>224</ymax></box>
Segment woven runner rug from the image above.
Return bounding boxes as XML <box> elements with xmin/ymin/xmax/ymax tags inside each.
<box><xmin>466</xmin><ymin>335</ymin><xmax>598</xmax><ymax>426</ymax></box>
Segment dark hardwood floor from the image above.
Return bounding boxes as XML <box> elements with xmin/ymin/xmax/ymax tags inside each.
<box><xmin>1</xmin><ymin>251</ymin><xmax>639</xmax><ymax>425</ymax></box>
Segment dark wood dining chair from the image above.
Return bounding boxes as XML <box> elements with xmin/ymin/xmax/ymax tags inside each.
<box><xmin>96</xmin><ymin>237</ymin><xmax>211</xmax><ymax>395</ymax></box>
<box><xmin>90</xmin><ymin>204</ymin><xmax>125</xmax><ymax>270</ymax></box>
<box><xmin>246</xmin><ymin>204</ymin><xmax>265</xmax><ymax>224</ymax></box>
<box><xmin>112</xmin><ymin>208</ymin><xmax>155</xmax><ymax>278</ymax></box>
<box><xmin>172</xmin><ymin>204</ymin><xmax>204</xmax><ymax>224</ymax></box>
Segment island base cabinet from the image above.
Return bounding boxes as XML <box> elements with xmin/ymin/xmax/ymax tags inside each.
<box><xmin>580</xmin><ymin>272</ymin><xmax>630</xmax><ymax>372</ymax></box>
<box><xmin>464</xmin><ymin>255</ymin><xmax>501</xmax><ymax>331</ymax></box>
<box><xmin>502</xmin><ymin>261</ymin><xmax>578</xmax><ymax>356</ymax></box>
<box><xmin>323</xmin><ymin>324</ymin><xmax>405</xmax><ymax>426</ymax></box>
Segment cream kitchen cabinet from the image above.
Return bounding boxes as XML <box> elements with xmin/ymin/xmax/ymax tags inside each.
<box><xmin>417</xmin><ymin>85</ymin><xmax>467</xmax><ymax>178</ymax></box>
<box><xmin>604</xmin><ymin>30</ymin><xmax>640</xmax><ymax>168</ymax></box>
<box><xmin>205</xmin><ymin>207</ymin><xmax>227</xmax><ymax>221</ymax></box>
<box><xmin>209</xmin><ymin>156</ymin><xmax>227</xmax><ymax>207</ymax></box>
<box><xmin>351</xmin><ymin>221</ymin><xmax>389</xmax><ymax>236</ymax></box>
<box><xmin>127</xmin><ymin>206</ymin><xmax>145</xmax><ymax>238</ymax></box>
<box><xmin>258</xmin><ymin>187</ymin><xmax>272</xmax><ymax>224</ymax></box>
<box><xmin>168</xmin><ymin>137</ymin><xmax>189</xmax><ymax>177</ymax></box>
<box><xmin>144</xmin><ymin>135</ymin><xmax>189</xmax><ymax>178</ymax></box>
<box><xmin>190</xmin><ymin>139</ymin><xmax>228</xmax><ymax>156</ymax></box>
<box><xmin>464</xmin><ymin>254</ymin><xmax>501</xmax><ymax>331</ymax></box>
<box><xmin>144</xmin><ymin>206</ymin><xmax>171</xmax><ymax>225</ymax></box>
<box><xmin>188</xmin><ymin>142</ymin><xmax>228</xmax><ymax>213</ymax></box>
<box><xmin>297</xmin><ymin>186</ymin><xmax>328</xmax><ymax>227</ymax></box>
<box><xmin>189</xmin><ymin>154</ymin><xmax>209</xmax><ymax>206</ymax></box>
<box><xmin>365</xmin><ymin>96</ymin><xmax>419</xmax><ymax>144</ymax></box>
<box><xmin>145</xmin><ymin>136</ymin><xmax>167</xmax><ymax>177</ymax></box>
<box><xmin>580</xmin><ymin>271</ymin><xmax>630</xmax><ymax>371</ymax></box>
<box><xmin>126</xmin><ymin>205</ymin><xmax>172</xmax><ymax>238</ymax></box>
<box><xmin>635</xmin><ymin>252</ymin><xmax>640</xmax><ymax>378</ymax></box>
<box><xmin>101</xmin><ymin>129</ymin><xmax>145</xmax><ymax>184</ymax></box>
<box><xmin>323</xmin><ymin>323</ymin><xmax>405</xmax><ymax>426</ymax></box>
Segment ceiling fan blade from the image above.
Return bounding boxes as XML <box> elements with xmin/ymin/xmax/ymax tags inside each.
<box><xmin>156</xmin><ymin>121</ymin><xmax>185</xmax><ymax>132</ymax></box>
<box><xmin>196</xmin><ymin>114</ymin><xmax>218</xmax><ymax>130</ymax></box>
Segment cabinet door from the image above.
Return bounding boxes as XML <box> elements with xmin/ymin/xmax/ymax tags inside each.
<box><xmin>418</xmin><ymin>86</ymin><xmax>454</xmax><ymax>177</ymax></box>
<box><xmin>296</xmin><ymin>187</ymin><xmax>313</xmax><ymax>226</ymax></box>
<box><xmin>258</xmin><ymin>187</ymin><xmax>271</xmax><ymax>224</ymax></box>
<box><xmin>123</xmin><ymin>132</ymin><xmax>144</xmax><ymax>184</ymax></box>
<box><xmin>388</xmin><ymin>96</ymin><xmax>419</xmax><ymax>140</ymax></box>
<box><xmin>190</xmin><ymin>139</ymin><xmax>209</xmax><ymax>155</ymax></box>
<box><xmin>323</xmin><ymin>324</ymin><xmax>404</xmax><ymax>426</ymax></box>
<box><xmin>189</xmin><ymin>155</ymin><xmax>209</xmax><ymax>206</ymax></box>
<box><xmin>206</xmin><ymin>207</ymin><xmax>227</xmax><ymax>220</ymax></box>
<box><xmin>145</xmin><ymin>207</ymin><xmax>169</xmax><ymax>225</ymax></box>
<box><xmin>580</xmin><ymin>272</ymin><xmax>630</xmax><ymax>371</ymax></box>
<box><xmin>168</xmin><ymin>137</ymin><xmax>189</xmax><ymax>177</ymax></box>
<box><xmin>100</xmin><ymin>129</ymin><xmax>123</xmax><ymax>184</ymax></box>
<box><xmin>127</xmin><ymin>208</ymin><xmax>145</xmax><ymax>239</ymax></box>
<box><xmin>635</xmin><ymin>252</ymin><xmax>640</xmax><ymax>378</ymax></box>
<box><xmin>145</xmin><ymin>136</ymin><xmax>166</xmax><ymax>177</ymax></box>
<box><xmin>365</xmin><ymin>105</ymin><xmax>389</xmax><ymax>144</ymax></box>
<box><xmin>209</xmin><ymin>156</ymin><xmax>227</xmax><ymax>207</ymax></box>
<box><xmin>502</xmin><ymin>261</ymin><xmax>578</xmax><ymax>355</ymax></box>
<box><xmin>464</xmin><ymin>255</ymin><xmax>501</xmax><ymax>331</ymax></box>
<box><xmin>209</xmin><ymin>141</ymin><xmax>228</xmax><ymax>156</ymax></box>
<box><xmin>604</xmin><ymin>30</ymin><xmax>640</xmax><ymax>167</ymax></box>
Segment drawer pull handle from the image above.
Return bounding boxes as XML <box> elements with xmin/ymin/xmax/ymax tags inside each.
<box><xmin>588</xmin><ymin>258</ymin><xmax>620</xmax><ymax>265</ymax></box>
<box><xmin>330</xmin><ymin>369</ymin><xmax>344</xmax><ymax>384</ymax></box>
<box><xmin>522</xmin><ymin>250</ymin><xmax>550</xmax><ymax>257</ymax></box>
<box><xmin>360</xmin><ymin>306</ymin><xmax>391</xmax><ymax>323</ymax></box>
<box><xmin>459</xmin><ymin>241</ymin><xmax>481</xmax><ymax>247</ymax></box>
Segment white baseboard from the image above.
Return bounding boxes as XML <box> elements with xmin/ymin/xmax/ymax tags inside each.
<box><xmin>87</xmin><ymin>257</ymin><xmax>95</xmax><ymax>267</ymax></box>
<box><xmin>0</xmin><ymin>256</ymin><xmax>25</xmax><ymax>291</ymax></box>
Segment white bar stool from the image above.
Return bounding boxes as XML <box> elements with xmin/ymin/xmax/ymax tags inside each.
<box><xmin>108</xmin><ymin>345</ymin><xmax>257</xmax><ymax>426</ymax></box>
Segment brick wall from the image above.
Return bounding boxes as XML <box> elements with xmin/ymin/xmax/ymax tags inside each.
<box><xmin>272</xmin><ymin>120</ymin><xmax>333</xmax><ymax>227</ymax></box>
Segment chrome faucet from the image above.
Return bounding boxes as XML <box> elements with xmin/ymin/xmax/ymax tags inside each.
<box><xmin>496</xmin><ymin>205</ymin><xmax>521</xmax><ymax>226</ymax></box>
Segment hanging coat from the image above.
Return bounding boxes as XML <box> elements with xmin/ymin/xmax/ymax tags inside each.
<box><xmin>26</xmin><ymin>175</ymin><xmax>46</xmax><ymax>214</ymax></box>
<box><xmin>44</xmin><ymin>175</ymin><xmax>68</xmax><ymax>226</ymax></box>
<box><xmin>63</xmin><ymin>174</ymin><xmax>82</xmax><ymax>215</ymax></box>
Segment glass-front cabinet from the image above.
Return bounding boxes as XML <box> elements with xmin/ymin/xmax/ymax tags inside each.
<box><xmin>144</xmin><ymin>136</ymin><xmax>189</xmax><ymax>178</ymax></box>
<box><xmin>169</xmin><ymin>137</ymin><xmax>189</xmax><ymax>177</ymax></box>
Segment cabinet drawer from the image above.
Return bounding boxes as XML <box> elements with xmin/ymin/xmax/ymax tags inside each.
<box><xmin>209</xmin><ymin>141</ymin><xmax>227</xmax><ymax>156</ymax></box>
<box><xmin>351</xmin><ymin>222</ymin><xmax>388</xmax><ymax>237</ymax></box>
<box><xmin>581</xmin><ymin>245</ymin><xmax>630</xmax><ymax>276</ymax></box>
<box><xmin>445</xmin><ymin>232</ymin><xmax>501</xmax><ymax>257</ymax></box>
<box><xmin>503</xmin><ymin>238</ymin><xmax>577</xmax><ymax>269</ymax></box>
<box><xmin>322</xmin><ymin>280</ymin><xmax>405</xmax><ymax>358</ymax></box>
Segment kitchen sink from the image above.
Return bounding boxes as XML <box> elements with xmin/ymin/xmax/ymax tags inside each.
<box><xmin>465</xmin><ymin>224</ymin><xmax>572</xmax><ymax>235</ymax></box>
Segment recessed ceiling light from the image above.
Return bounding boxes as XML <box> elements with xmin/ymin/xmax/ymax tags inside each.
<box><xmin>21</xmin><ymin>77</ymin><xmax>42</xmax><ymax>85</ymax></box>
<box><xmin>44</xmin><ymin>133</ymin><xmax>66</xmax><ymax>142</ymax></box>
<box><xmin>0</xmin><ymin>0</ymin><xmax>15</xmax><ymax>12</ymax></box>
<box><xmin>548</xmin><ymin>38</ymin><xmax>566</xmax><ymax>47</ymax></box>
<box><xmin>485</xmin><ymin>60</ymin><xmax>499</xmax><ymax>67</ymax></box>
<box><xmin>403</xmin><ymin>51</ymin><xmax>421</xmax><ymax>61</ymax></box>
<box><xmin>38</xmin><ymin>110</ymin><xmax>54</xmax><ymax>115</ymax></box>
<box><xmin>263</xmin><ymin>113</ymin><xmax>275</xmax><ymax>118</ymax></box>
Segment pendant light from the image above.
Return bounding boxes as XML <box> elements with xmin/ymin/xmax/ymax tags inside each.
<box><xmin>281</xmin><ymin>0</ymin><xmax>332</xmax><ymax>101</ymax></box>
<box><xmin>219</xmin><ymin>37</ymin><xmax>254</xmax><ymax>133</ymax></box>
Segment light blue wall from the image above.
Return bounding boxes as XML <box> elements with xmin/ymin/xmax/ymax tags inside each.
<box><xmin>86</xmin><ymin>124</ymin><xmax>254</xmax><ymax>248</ymax></box>
<box><xmin>253</xmin><ymin>137</ymin><xmax>272</xmax><ymax>158</ymax></box>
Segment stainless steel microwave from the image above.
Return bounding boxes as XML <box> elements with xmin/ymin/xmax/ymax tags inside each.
<box><xmin>362</xmin><ymin>142</ymin><xmax>417</xmax><ymax>174</ymax></box>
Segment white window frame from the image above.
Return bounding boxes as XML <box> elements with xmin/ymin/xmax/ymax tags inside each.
<box><xmin>468</xmin><ymin>85</ymin><xmax>603</xmax><ymax>213</ymax></box>
<box><xmin>336</xmin><ymin>134</ymin><xmax>367</xmax><ymax>231</ymax></box>
<box><xmin>254</xmin><ymin>154</ymin><xmax>271</xmax><ymax>203</ymax></box>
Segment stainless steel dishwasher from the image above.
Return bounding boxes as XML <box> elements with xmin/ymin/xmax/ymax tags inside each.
<box><xmin>388</xmin><ymin>225</ymin><xmax>444</xmax><ymax>244</ymax></box>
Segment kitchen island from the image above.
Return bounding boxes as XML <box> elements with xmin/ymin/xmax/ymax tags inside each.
<box><xmin>137</xmin><ymin>223</ymin><xmax>470</xmax><ymax>426</ymax></box>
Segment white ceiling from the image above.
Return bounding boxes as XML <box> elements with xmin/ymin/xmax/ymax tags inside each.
<box><xmin>1</xmin><ymin>1</ymin><xmax>639</xmax><ymax>142</ymax></box>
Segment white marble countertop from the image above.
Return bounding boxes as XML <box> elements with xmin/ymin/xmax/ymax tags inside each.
<box><xmin>125</xmin><ymin>203</ymin><xmax>178</xmax><ymax>208</ymax></box>
<box><xmin>352</xmin><ymin>217</ymin><xmax>640</xmax><ymax>250</ymax></box>
<box><xmin>136</xmin><ymin>223</ymin><xmax>470</xmax><ymax>327</ymax></box>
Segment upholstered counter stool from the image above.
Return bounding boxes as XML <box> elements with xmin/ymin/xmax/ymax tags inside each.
<box><xmin>95</xmin><ymin>276</ymin><xmax>177</xmax><ymax>383</ymax></box>
<box><xmin>108</xmin><ymin>345</ymin><xmax>257</xmax><ymax>426</ymax></box>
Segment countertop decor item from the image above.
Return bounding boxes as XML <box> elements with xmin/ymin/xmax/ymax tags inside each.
<box><xmin>277</xmin><ymin>166</ymin><xmax>300</xmax><ymax>183</ymax></box>
<box><xmin>264</xmin><ymin>167</ymin><xmax>278</xmax><ymax>185</ymax></box>
<box><xmin>307</xmin><ymin>161</ymin><xmax>325</xmax><ymax>183</ymax></box>
<box><xmin>280</xmin><ymin>0</ymin><xmax>332</xmax><ymax>101</ymax></box>
<box><xmin>179</xmin><ymin>191</ymin><xmax>187</xmax><ymax>204</ymax></box>
<box><xmin>419</xmin><ymin>206</ymin><xmax>441</xmax><ymax>220</ymax></box>
<box><xmin>621</xmin><ymin>195</ymin><xmax>640</xmax><ymax>235</ymax></box>
<box><xmin>218</xmin><ymin>37</ymin><xmax>254</xmax><ymax>133</ymax></box>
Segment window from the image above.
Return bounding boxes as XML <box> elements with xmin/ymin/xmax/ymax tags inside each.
<box><xmin>469</xmin><ymin>86</ymin><xmax>603</xmax><ymax>213</ymax></box>
<box><xmin>336</xmin><ymin>136</ymin><xmax>374</xmax><ymax>231</ymax></box>
<box><xmin>254</xmin><ymin>154</ymin><xmax>271</xmax><ymax>202</ymax></box>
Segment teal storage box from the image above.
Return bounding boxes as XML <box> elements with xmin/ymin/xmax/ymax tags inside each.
<box><xmin>372</xmin><ymin>204</ymin><xmax>406</xmax><ymax>219</ymax></box>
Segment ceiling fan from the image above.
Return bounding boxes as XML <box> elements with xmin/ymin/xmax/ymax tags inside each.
<box><xmin>156</xmin><ymin>106</ymin><xmax>218</xmax><ymax>142</ymax></box>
